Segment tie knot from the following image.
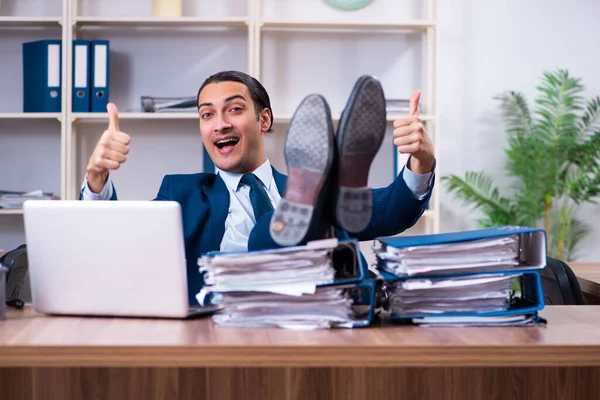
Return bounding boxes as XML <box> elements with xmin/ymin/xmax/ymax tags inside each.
<box><xmin>240</xmin><ymin>173</ymin><xmax>258</xmax><ymax>187</ymax></box>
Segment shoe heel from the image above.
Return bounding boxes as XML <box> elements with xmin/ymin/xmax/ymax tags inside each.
<box><xmin>335</xmin><ymin>187</ymin><xmax>372</xmax><ymax>233</ymax></box>
<box><xmin>270</xmin><ymin>199</ymin><xmax>315</xmax><ymax>246</ymax></box>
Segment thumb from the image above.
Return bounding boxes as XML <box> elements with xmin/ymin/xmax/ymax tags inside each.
<box><xmin>409</xmin><ymin>90</ymin><xmax>421</xmax><ymax>117</ymax></box>
<box><xmin>107</xmin><ymin>102</ymin><xmax>120</xmax><ymax>131</ymax></box>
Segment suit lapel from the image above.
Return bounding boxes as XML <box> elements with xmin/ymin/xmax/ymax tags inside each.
<box><xmin>272</xmin><ymin>166</ymin><xmax>287</xmax><ymax>196</ymax></box>
<box><xmin>203</xmin><ymin>174</ymin><xmax>229</xmax><ymax>251</ymax></box>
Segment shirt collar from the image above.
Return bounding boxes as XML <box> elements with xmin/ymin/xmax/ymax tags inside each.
<box><xmin>217</xmin><ymin>159</ymin><xmax>273</xmax><ymax>192</ymax></box>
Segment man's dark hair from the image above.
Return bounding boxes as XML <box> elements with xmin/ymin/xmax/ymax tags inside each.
<box><xmin>197</xmin><ymin>71</ymin><xmax>273</xmax><ymax>133</ymax></box>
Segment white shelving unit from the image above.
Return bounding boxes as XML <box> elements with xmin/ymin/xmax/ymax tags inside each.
<box><xmin>0</xmin><ymin>113</ymin><xmax>62</xmax><ymax>119</ymax></box>
<box><xmin>0</xmin><ymin>210</ymin><xmax>24</xmax><ymax>216</ymax></box>
<box><xmin>0</xmin><ymin>16</ymin><xmax>62</xmax><ymax>26</ymax></box>
<box><xmin>72</xmin><ymin>16</ymin><xmax>250</xmax><ymax>26</ymax></box>
<box><xmin>0</xmin><ymin>0</ymin><xmax>439</xmax><ymax>250</ymax></box>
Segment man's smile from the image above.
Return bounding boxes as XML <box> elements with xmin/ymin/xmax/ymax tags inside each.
<box><xmin>214</xmin><ymin>135</ymin><xmax>241</xmax><ymax>154</ymax></box>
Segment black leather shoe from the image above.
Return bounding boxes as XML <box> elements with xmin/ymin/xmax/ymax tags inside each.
<box><xmin>270</xmin><ymin>94</ymin><xmax>335</xmax><ymax>246</ymax></box>
<box><xmin>334</xmin><ymin>75</ymin><xmax>387</xmax><ymax>233</ymax></box>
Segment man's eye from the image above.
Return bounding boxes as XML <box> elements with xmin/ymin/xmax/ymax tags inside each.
<box><xmin>201</xmin><ymin>112</ymin><xmax>212</xmax><ymax>119</ymax></box>
<box><xmin>230</xmin><ymin>107</ymin><xmax>242</xmax><ymax>112</ymax></box>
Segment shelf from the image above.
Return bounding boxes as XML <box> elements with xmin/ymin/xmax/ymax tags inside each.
<box><xmin>73</xmin><ymin>16</ymin><xmax>249</xmax><ymax>28</ymax></box>
<box><xmin>260</xmin><ymin>20</ymin><xmax>436</xmax><ymax>31</ymax></box>
<box><xmin>0</xmin><ymin>113</ymin><xmax>61</xmax><ymax>120</ymax></box>
<box><xmin>0</xmin><ymin>208</ymin><xmax>435</xmax><ymax>218</ymax></box>
<box><xmin>72</xmin><ymin>112</ymin><xmax>199</xmax><ymax>122</ymax></box>
<box><xmin>273</xmin><ymin>113</ymin><xmax>435</xmax><ymax>124</ymax></box>
<box><xmin>72</xmin><ymin>112</ymin><xmax>434</xmax><ymax>124</ymax></box>
<box><xmin>0</xmin><ymin>16</ymin><xmax>62</xmax><ymax>27</ymax></box>
<box><xmin>0</xmin><ymin>210</ymin><xmax>23</xmax><ymax>216</ymax></box>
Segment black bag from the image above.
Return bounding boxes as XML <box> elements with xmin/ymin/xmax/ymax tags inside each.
<box><xmin>540</xmin><ymin>257</ymin><xmax>586</xmax><ymax>305</ymax></box>
<box><xmin>0</xmin><ymin>244</ymin><xmax>28</xmax><ymax>309</ymax></box>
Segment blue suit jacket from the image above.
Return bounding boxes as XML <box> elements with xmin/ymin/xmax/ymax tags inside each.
<box><xmin>90</xmin><ymin>166</ymin><xmax>431</xmax><ymax>304</ymax></box>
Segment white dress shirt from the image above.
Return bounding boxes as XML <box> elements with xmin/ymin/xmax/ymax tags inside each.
<box><xmin>216</xmin><ymin>160</ymin><xmax>281</xmax><ymax>252</ymax></box>
<box><xmin>81</xmin><ymin>160</ymin><xmax>432</xmax><ymax>251</ymax></box>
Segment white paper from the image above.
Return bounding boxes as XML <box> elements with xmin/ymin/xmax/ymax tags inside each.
<box><xmin>196</xmin><ymin>242</ymin><xmax>360</xmax><ymax>329</ymax></box>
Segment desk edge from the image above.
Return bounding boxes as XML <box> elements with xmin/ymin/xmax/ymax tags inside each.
<box><xmin>1</xmin><ymin>345</ymin><xmax>600</xmax><ymax>367</ymax></box>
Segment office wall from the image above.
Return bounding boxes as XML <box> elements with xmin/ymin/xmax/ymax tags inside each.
<box><xmin>438</xmin><ymin>0</ymin><xmax>600</xmax><ymax>261</ymax></box>
<box><xmin>2</xmin><ymin>0</ymin><xmax>600</xmax><ymax>261</ymax></box>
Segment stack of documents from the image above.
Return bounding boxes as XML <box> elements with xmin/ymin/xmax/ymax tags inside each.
<box><xmin>376</xmin><ymin>235</ymin><xmax>521</xmax><ymax>277</ymax></box>
<box><xmin>388</xmin><ymin>274</ymin><xmax>517</xmax><ymax>315</ymax></box>
<box><xmin>197</xmin><ymin>239</ymin><xmax>376</xmax><ymax>329</ymax></box>
<box><xmin>375</xmin><ymin>226</ymin><xmax>547</xmax><ymax>326</ymax></box>
<box><xmin>0</xmin><ymin>190</ymin><xmax>58</xmax><ymax>209</ymax></box>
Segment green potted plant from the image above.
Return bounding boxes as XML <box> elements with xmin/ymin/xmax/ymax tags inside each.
<box><xmin>442</xmin><ymin>69</ymin><xmax>600</xmax><ymax>261</ymax></box>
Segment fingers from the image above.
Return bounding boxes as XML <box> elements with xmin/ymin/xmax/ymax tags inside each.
<box><xmin>91</xmin><ymin>157</ymin><xmax>122</xmax><ymax>171</ymax></box>
<box><xmin>110</xmin><ymin>130</ymin><xmax>131</xmax><ymax>146</ymax></box>
<box><xmin>409</xmin><ymin>90</ymin><xmax>421</xmax><ymax>117</ymax></box>
<box><xmin>103</xmin><ymin>139</ymin><xmax>129</xmax><ymax>156</ymax></box>
<box><xmin>393</xmin><ymin>131</ymin><xmax>424</xmax><ymax>148</ymax></box>
<box><xmin>99</xmin><ymin>129</ymin><xmax>131</xmax><ymax>154</ymax></box>
<box><xmin>393</xmin><ymin>115</ymin><xmax>420</xmax><ymax>129</ymax></box>
<box><xmin>101</xmin><ymin>148</ymin><xmax>127</xmax><ymax>163</ymax></box>
<box><xmin>396</xmin><ymin>143</ymin><xmax>422</xmax><ymax>154</ymax></box>
<box><xmin>87</xmin><ymin>104</ymin><xmax>129</xmax><ymax>176</ymax></box>
<box><xmin>107</xmin><ymin>102</ymin><xmax>120</xmax><ymax>131</ymax></box>
<box><xmin>393</xmin><ymin>120</ymin><xmax>429</xmax><ymax>155</ymax></box>
<box><xmin>89</xmin><ymin>131</ymin><xmax>130</xmax><ymax>173</ymax></box>
<box><xmin>393</xmin><ymin>121</ymin><xmax>425</xmax><ymax>138</ymax></box>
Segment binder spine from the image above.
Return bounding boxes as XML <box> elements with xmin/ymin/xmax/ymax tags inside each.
<box><xmin>72</xmin><ymin>40</ymin><xmax>90</xmax><ymax>112</ymax></box>
<box><xmin>23</xmin><ymin>40</ymin><xmax>62</xmax><ymax>112</ymax></box>
<box><xmin>91</xmin><ymin>40</ymin><xmax>110</xmax><ymax>112</ymax></box>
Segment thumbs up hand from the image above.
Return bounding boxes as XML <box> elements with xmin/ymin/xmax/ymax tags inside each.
<box><xmin>86</xmin><ymin>103</ymin><xmax>131</xmax><ymax>193</ymax></box>
<box><xmin>392</xmin><ymin>90</ymin><xmax>435</xmax><ymax>174</ymax></box>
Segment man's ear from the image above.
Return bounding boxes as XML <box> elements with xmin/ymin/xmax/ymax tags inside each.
<box><xmin>259</xmin><ymin>108</ymin><xmax>271</xmax><ymax>133</ymax></box>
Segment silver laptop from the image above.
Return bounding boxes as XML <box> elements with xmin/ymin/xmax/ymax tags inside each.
<box><xmin>23</xmin><ymin>200</ymin><xmax>220</xmax><ymax>319</ymax></box>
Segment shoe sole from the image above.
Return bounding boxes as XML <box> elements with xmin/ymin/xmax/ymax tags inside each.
<box><xmin>270</xmin><ymin>94</ymin><xmax>334</xmax><ymax>246</ymax></box>
<box><xmin>335</xmin><ymin>76</ymin><xmax>387</xmax><ymax>233</ymax></box>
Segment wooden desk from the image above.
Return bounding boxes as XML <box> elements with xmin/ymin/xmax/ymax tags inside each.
<box><xmin>1</xmin><ymin>306</ymin><xmax>600</xmax><ymax>399</ymax></box>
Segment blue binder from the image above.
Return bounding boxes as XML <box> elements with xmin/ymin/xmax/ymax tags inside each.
<box><xmin>90</xmin><ymin>40</ymin><xmax>110</xmax><ymax>112</ymax></box>
<box><xmin>378</xmin><ymin>226</ymin><xmax>546</xmax><ymax>249</ymax></box>
<box><xmin>376</xmin><ymin>225</ymin><xmax>547</xmax><ymax>277</ymax></box>
<box><xmin>22</xmin><ymin>40</ymin><xmax>62</xmax><ymax>112</ymax></box>
<box><xmin>375</xmin><ymin>226</ymin><xmax>548</xmax><ymax>325</ymax></box>
<box><xmin>387</xmin><ymin>271</ymin><xmax>545</xmax><ymax>324</ymax></box>
<box><xmin>72</xmin><ymin>40</ymin><xmax>91</xmax><ymax>112</ymax></box>
<box><xmin>328</xmin><ymin>279</ymin><xmax>378</xmax><ymax>328</ymax></box>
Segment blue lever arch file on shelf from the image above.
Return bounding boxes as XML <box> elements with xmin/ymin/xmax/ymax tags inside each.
<box><xmin>23</xmin><ymin>40</ymin><xmax>62</xmax><ymax>112</ymax></box>
<box><xmin>90</xmin><ymin>40</ymin><xmax>110</xmax><ymax>112</ymax></box>
<box><xmin>72</xmin><ymin>40</ymin><xmax>91</xmax><ymax>112</ymax></box>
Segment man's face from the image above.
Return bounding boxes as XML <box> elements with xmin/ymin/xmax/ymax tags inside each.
<box><xmin>198</xmin><ymin>81</ymin><xmax>268</xmax><ymax>174</ymax></box>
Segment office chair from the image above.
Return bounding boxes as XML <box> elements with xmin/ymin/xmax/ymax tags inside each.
<box><xmin>540</xmin><ymin>257</ymin><xmax>586</xmax><ymax>305</ymax></box>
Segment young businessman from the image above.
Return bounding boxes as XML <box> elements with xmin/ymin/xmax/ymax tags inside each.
<box><xmin>81</xmin><ymin>71</ymin><xmax>435</xmax><ymax>303</ymax></box>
